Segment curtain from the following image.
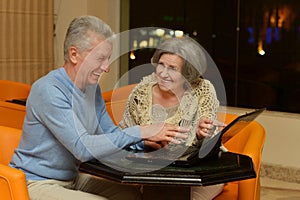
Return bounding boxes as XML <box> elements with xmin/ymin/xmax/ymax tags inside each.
<box><xmin>0</xmin><ymin>0</ymin><xmax>54</xmax><ymax>84</ymax></box>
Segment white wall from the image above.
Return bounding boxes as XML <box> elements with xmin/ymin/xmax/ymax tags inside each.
<box><xmin>54</xmin><ymin>0</ymin><xmax>120</xmax><ymax>92</ymax></box>
<box><xmin>227</xmin><ymin>107</ymin><xmax>300</xmax><ymax>169</ymax></box>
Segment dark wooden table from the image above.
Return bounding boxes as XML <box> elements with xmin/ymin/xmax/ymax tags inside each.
<box><xmin>80</xmin><ymin>151</ymin><xmax>256</xmax><ymax>187</ymax></box>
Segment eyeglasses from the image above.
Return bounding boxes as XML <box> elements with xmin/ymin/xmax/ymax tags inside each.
<box><xmin>155</xmin><ymin>63</ymin><xmax>180</xmax><ymax>75</ymax></box>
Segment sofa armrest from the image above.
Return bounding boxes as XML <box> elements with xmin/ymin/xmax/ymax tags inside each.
<box><xmin>0</xmin><ymin>164</ymin><xmax>30</xmax><ymax>200</ymax></box>
<box><xmin>0</xmin><ymin>101</ymin><xmax>26</xmax><ymax>129</ymax></box>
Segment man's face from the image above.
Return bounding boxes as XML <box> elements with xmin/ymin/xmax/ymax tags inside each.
<box><xmin>76</xmin><ymin>38</ymin><xmax>113</xmax><ymax>86</ymax></box>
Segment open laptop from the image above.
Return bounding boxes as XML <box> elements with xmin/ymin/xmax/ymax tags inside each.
<box><xmin>126</xmin><ymin>108</ymin><xmax>266</xmax><ymax>167</ymax></box>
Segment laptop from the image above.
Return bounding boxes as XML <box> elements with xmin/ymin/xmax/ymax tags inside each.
<box><xmin>126</xmin><ymin>108</ymin><xmax>266</xmax><ymax>167</ymax></box>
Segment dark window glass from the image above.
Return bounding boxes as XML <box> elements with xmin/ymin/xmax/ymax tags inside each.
<box><xmin>129</xmin><ymin>0</ymin><xmax>300</xmax><ymax>113</ymax></box>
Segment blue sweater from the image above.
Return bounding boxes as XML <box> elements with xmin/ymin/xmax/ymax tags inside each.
<box><xmin>10</xmin><ymin>68</ymin><xmax>141</xmax><ymax>181</ymax></box>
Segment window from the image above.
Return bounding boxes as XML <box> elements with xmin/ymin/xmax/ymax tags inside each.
<box><xmin>128</xmin><ymin>0</ymin><xmax>300</xmax><ymax>113</ymax></box>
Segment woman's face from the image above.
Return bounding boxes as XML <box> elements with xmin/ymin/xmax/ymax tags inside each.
<box><xmin>155</xmin><ymin>53</ymin><xmax>186</xmax><ymax>94</ymax></box>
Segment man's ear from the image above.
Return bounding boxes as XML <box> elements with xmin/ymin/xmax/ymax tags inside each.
<box><xmin>69</xmin><ymin>46</ymin><xmax>78</xmax><ymax>64</ymax></box>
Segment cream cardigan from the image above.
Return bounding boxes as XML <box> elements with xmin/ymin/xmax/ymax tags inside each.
<box><xmin>119</xmin><ymin>73</ymin><xmax>220</xmax><ymax>147</ymax></box>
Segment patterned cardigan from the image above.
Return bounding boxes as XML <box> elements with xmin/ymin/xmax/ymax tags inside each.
<box><xmin>119</xmin><ymin>73</ymin><xmax>220</xmax><ymax>147</ymax></box>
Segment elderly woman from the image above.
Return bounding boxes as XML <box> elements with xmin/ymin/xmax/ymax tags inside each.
<box><xmin>119</xmin><ymin>36</ymin><xmax>225</xmax><ymax>199</ymax></box>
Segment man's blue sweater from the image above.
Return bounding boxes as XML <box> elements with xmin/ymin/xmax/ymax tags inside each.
<box><xmin>10</xmin><ymin>68</ymin><xmax>141</xmax><ymax>181</ymax></box>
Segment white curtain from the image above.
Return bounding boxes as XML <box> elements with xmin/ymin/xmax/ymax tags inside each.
<box><xmin>0</xmin><ymin>0</ymin><xmax>54</xmax><ymax>84</ymax></box>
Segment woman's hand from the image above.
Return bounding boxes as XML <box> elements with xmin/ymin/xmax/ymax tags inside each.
<box><xmin>140</xmin><ymin>123</ymin><xmax>189</xmax><ymax>147</ymax></box>
<box><xmin>196</xmin><ymin>118</ymin><xmax>226</xmax><ymax>139</ymax></box>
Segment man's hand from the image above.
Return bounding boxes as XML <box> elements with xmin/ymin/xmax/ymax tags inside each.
<box><xmin>143</xmin><ymin>140</ymin><xmax>167</xmax><ymax>150</ymax></box>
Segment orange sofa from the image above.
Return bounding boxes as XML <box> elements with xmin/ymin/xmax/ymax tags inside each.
<box><xmin>0</xmin><ymin>125</ymin><xmax>30</xmax><ymax>200</ymax></box>
<box><xmin>0</xmin><ymin>80</ymin><xmax>31</xmax><ymax>200</ymax></box>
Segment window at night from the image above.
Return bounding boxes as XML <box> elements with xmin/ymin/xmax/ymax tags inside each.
<box><xmin>128</xmin><ymin>0</ymin><xmax>300</xmax><ymax>113</ymax></box>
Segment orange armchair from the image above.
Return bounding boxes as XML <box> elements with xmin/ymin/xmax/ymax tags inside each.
<box><xmin>0</xmin><ymin>101</ymin><xmax>26</xmax><ymax>129</ymax></box>
<box><xmin>0</xmin><ymin>80</ymin><xmax>31</xmax><ymax>101</ymax></box>
<box><xmin>0</xmin><ymin>125</ymin><xmax>30</xmax><ymax>200</ymax></box>
<box><xmin>214</xmin><ymin>114</ymin><xmax>266</xmax><ymax>200</ymax></box>
<box><xmin>103</xmin><ymin>84</ymin><xmax>137</xmax><ymax>124</ymax></box>
<box><xmin>102</xmin><ymin>84</ymin><xmax>137</xmax><ymax>102</ymax></box>
<box><xmin>0</xmin><ymin>80</ymin><xmax>29</xmax><ymax>129</ymax></box>
<box><xmin>105</xmin><ymin>99</ymin><xmax>128</xmax><ymax>124</ymax></box>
